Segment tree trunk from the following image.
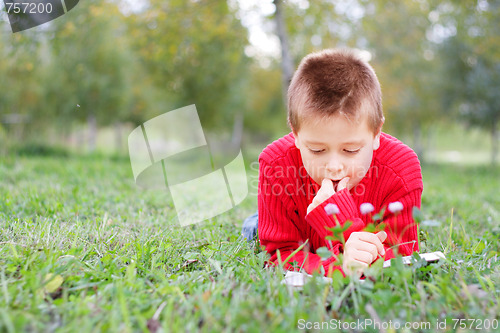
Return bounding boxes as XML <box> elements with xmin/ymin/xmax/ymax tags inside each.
<box><xmin>492</xmin><ymin>117</ymin><xmax>499</xmax><ymax>166</ymax></box>
<box><xmin>273</xmin><ymin>0</ymin><xmax>294</xmax><ymax>106</ymax></box>
<box><xmin>87</xmin><ymin>113</ymin><xmax>97</xmax><ymax>153</ymax></box>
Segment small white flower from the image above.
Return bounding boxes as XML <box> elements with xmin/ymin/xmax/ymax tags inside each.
<box><xmin>324</xmin><ymin>203</ymin><xmax>340</xmax><ymax>215</ymax></box>
<box><xmin>388</xmin><ymin>201</ymin><xmax>404</xmax><ymax>213</ymax></box>
<box><xmin>360</xmin><ymin>203</ymin><xmax>375</xmax><ymax>215</ymax></box>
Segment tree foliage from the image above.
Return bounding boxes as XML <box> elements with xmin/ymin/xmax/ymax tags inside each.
<box><xmin>0</xmin><ymin>0</ymin><xmax>498</xmax><ymax>162</ymax></box>
<box><xmin>48</xmin><ymin>0</ymin><xmax>135</xmax><ymax>129</ymax></box>
<box><xmin>129</xmin><ymin>0</ymin><xmax>250</xmax><ymax>130</ymax></box>
<box><xmin>435</xmin><ymin>0</ymin><xmax>500</xmax><ymax>164</ymax></box>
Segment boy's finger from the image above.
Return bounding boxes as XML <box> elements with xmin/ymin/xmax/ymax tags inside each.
<box><xmin>320</xmin><ymin>178</ymin><xmax>335</xmax><ymax>195</ymax></box>
<box><xmin>312</xmin><ymin>179</ymin><xmax>334</xmax><ymax>203</ymax></box>
<box><xmin>356</xmin><ymin>232</ymin><xmax>385</xmax><ymax>256</ymax></box>
<box><xmin>336</xmin><ymin>177</ymin><xmax>350</xmax><ymax>192</ymax></box>
<box><xmin>353</xmin><ymin>242</ymin><xmax>379</xmax><ymax>262</ymax></box>
<box><xmin>354</xmin><ymin>250</ymin><xmax>377</xmax><ymax>264</ymax></box>
<box><xmin>311</xmin><ymin>195</ymin><xmax>326</xmax><ymax>208</ymax></box>
<box><xmin>376</xmin><ymin>231</ymin><xmax>387</xmax><ymax>243</ymax></box>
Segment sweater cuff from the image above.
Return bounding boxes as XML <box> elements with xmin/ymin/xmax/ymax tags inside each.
<box><xmin>327</xmin><ymin>188</ymin><xmax>360</xmax><ymax>228</ymax></box>
<box><xmin>305</xmin><ymin>189</ymin><xmax>365</xmax><ymax>246</ymax></box>
<box><xmin>298</xmin><ymin>254</ymin><xmax>345</xmax><ymax>277</ymax></box>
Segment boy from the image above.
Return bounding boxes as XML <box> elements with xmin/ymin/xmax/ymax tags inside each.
<box><xmin>253</xmin><ymin>48</ymin><xmax>422</xmax><ymax>276</ymax></box>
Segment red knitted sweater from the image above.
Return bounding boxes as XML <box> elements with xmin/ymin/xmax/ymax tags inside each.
<box><xmin>258</xmin><ymin>132</ymin><xmax>423</xmax><ymax>276</ymax></box>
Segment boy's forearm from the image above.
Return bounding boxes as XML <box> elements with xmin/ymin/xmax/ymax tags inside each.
<box><xmin>264</xmin><ymin>246</ymin><xmax>322</xmax><ymax>274</ymax></box>
<box><xmin>267</xmin><ymin>248</ymin><xmax>346</xmax><ymax>277</ymax></box>
<box><xmin>305</xmin><ymin>188</ymin><xmax>365</xmax><ymax>249</ymax></box>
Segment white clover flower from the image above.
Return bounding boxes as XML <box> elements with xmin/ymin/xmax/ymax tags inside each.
<box><xmin>360</xmin><ymin>203</ymin><xmax>375</xmax><ymax>215</ymax></box>
<box><xmin>324</xmin><ymin>203</ymin><xmax>340</xmax><ymax>215</ymax></box>
<box><xmin>388</xmin><ymin>201</ymin><xmax>404</xmax><ymax>213</ymax></box>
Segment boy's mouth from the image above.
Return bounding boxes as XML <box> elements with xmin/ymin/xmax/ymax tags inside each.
<box><xmin>323</xmin><ymin>177</ymin><xmax>346</xmax><ymax>191</ymax></box>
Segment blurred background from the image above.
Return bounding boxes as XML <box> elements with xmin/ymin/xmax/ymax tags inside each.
<box><xmin>0</xmin><ymin>0</ymin><xmax>499</xmax><ymax>166</ymax></box>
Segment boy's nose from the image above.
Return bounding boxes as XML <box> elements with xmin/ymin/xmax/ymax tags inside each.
<box><xmin>326</xmin><ymin>159</ymin><xmax>344</xmax><ymax>177</ymax></box>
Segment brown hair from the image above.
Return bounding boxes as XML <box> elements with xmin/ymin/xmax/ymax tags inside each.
<box><xmin>287</xmin><ymin>48</ymin><xmax>383</xmax><ymax>133</ymax></box>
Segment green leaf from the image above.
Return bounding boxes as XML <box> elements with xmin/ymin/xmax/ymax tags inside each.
<box><xmin>472</xmin><ymin>241</ymin><xmax>485</xmax><ymax>254</ymax></box>
<box><xmin>412</xmin><ymin>206</ymin><xmax>423</xmax><ymax>223</ymax></box>
<box><xmin>208</xmin><ymin>259</ymin><xmax>223</xmax><ymax>275</ymax></box>
<box><xmin>372</xmin><ymin>207</ymin><xmax>386</xmax><ymax>222</ymax></box>
<box><xmin>44</xmin><ymin>273</ymin><xmax>64</xmax><ymax>293</ymax></box>
<box><xmin>183</xmin><ymin>252</ymin><xmax>199</xmax><ymax>261</ymax></box>
<box><xmin>330</xmin><ymin>269</ymin><xmax>345</xmax><ymax>291</ymax></box>
<box><xmin>325</xmin><ymin>221</ymin><xmax>352</xmax><ymax>245</ymax></box>
<box><xmin>363</xmin><ymin>224</ymin><xmax>377</xmax><ymax>233</ymax></box>
<box><xmin>316</xmin><ymin>247</ymin><xmax>333</xmax><ymax>261</ymax></box>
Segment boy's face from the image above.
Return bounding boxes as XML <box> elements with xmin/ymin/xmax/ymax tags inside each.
<box><xmin>293</xmin><ymin>112</ymin><xmax>381</xmax><ymax>190</ymax></box>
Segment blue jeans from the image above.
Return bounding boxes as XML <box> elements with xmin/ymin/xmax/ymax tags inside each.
<box><xmin>241</xmin><ymin>211</ymin><xmax>258</xmax><ymax>241</ymax></box>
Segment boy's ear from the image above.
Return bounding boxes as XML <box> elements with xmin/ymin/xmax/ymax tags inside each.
<box><xmin>292</xmin><ymin>130</ymin><xmax>299</xmax><ymax>148</ymax></box>
<box><xmin>372</xmin><ymin>121</ymin><xmax>384</xmax><ymax>150</ymax></box>
<box><xmin>373</xmin><ymin>132</ymin><xmax>381</xmax><ymax>150</ymax></box>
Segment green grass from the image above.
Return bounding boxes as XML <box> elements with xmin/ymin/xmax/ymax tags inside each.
<box><xmin>0</xmin><ymin>154</ymin><xmax>499</xmax><ymax>332</ymax></box>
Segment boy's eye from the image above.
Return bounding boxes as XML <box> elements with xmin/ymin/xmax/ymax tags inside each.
<box><xmin>344</xmin><ymin>148</ymin><xmax>360</xmax><ymax>154</ymax></box>
<box><xmin>309</xmin><ymin>148</ymin><xmax>325</xmax><ymax>154</ymax></box>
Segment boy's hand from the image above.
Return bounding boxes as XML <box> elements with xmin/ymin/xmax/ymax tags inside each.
<box><xmin>343</xmin><ymin>231</ymin><xmax>387</xmax><ymax>277</ymax></box>
<box><xmin>307</xmin><ymin>177</ymin><xmax>350</xmax><ymax>214</ymax></box>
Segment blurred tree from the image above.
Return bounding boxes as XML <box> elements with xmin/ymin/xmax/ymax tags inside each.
<box><xmin>0</xmin><ymin>29</ymin><xmax>45</xmax><ymax>142</ymax></box>
<box><xmin>273</xmin><ymin>0</ymin><xmax>294</xmax><ymax>103</ymax></box>
<box><xmin>279</xmin><ymin>1</ymin><xmax>348</xmax><ymax>62</ymax></box>
<box><xmin>130</xmin><ymin>0</ymin><xmax>250</xmax><ymax>149</ymax></box>
<box><xmin>47</xmin><ymin>0</ymin><xmax>135</xmax><ymax>151</ymax></box>
<box><xmin>2</xmin><ymin>0</ymin><xmax>256</xmax><ymax>152</ymax></box>
<box><xmin>6</xmin><ymin>0</ymin><xmax>496</xmax><ymax>162</ymax></box>
<box><xmin>436</xmin><ymin>0</ymin><xmax>500</xmax><ymax>165</ymax></box>
<box><xmin>464</xmin><ymin>58</ymin><xmax>500</xmax><ymax>165</ymax></box>
<box><xmin>255</xmin><ymin>0</ymin><xmax>350</xmax><ymax>137</ymax></box>
<box><xmin>243</xmin><ymin>64</ymin><xmax>288</xmax><ymax>137</ymax></box>
<box><xmin>359</xmin><ymin>0</ymin><xmax>443</xmax><ymax>160</ymax></box>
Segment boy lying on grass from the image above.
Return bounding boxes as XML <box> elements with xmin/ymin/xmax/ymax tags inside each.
<box><xmin>256</xmin><ymin>48</ymin><xmax>422</xmax><ymax>277</ymax></box>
